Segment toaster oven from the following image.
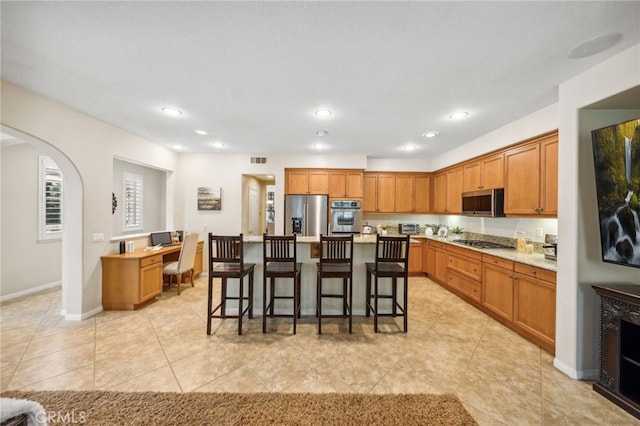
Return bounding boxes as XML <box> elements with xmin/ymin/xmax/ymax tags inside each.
<box><xmin>398</xmin><ymin>223</ymin><xmax>420</xmax><ymax>235</ymax></box>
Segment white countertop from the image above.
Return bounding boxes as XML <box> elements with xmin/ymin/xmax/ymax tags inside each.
<box><xmin>412</xmin><ymin>235</ymin><xmax>557</xmax><ymax>272</ymax></box>
<box><xmin>244</xmin><ymin>234</ymin><xmax>557</xmax><ymax>272</ymax></box>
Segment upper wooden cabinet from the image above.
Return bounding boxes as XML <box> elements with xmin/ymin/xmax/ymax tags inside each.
<box><xmin>363</xmin><ymin>172</ymin><xmax>431</xmax><ymax>213</ymax></box>
<box><xmin>328</xmin><ymin>170</ymin><xmax>364</xmax><ymax>198</ymax></box>
<box><xmin>286</xmin><ymin>169</ymin><xmax>329</xmax><ymax>194</ymax></box>
<box><xmin>463</xmin><ymin>153</ymin><xmax>504</xmax><ymax>192</ymax></box>
<box><xmin>432</xmin><ymin>167</ymin><xmax>462</xmax><ymax>214</ymax></box>
<box><xmin>504</xmin><ymin>131</ymin><xmax>558</xmax><ymax>216</ymax></box>
<box><xmin>286</xmin><ymin>168</ymin><xmax>363</xmax><ymax>197</ymax></box>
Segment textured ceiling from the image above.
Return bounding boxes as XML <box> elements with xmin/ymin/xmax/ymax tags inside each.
<box><xmin>2</xmin><ymin>1</ymin><xmax>639</xmax><ymax>158</ymax></box>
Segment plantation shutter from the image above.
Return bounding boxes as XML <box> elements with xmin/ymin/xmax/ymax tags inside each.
<box><xmin>123</xmin><ymin>172</ymin><xmax>143</xmax><ymax>230</ymax></box>
<box><xmin>44</xmin><ymin>164</ymin><xmax>63</xmax><ymax>233</ymax></box>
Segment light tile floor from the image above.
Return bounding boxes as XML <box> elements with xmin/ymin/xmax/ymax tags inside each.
<box><xmin>1</xmin><ymin>277</ymin><xmax>638</xmax><ymax>425</ymax></box>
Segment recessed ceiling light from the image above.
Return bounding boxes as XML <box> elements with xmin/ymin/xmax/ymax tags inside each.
<box><xmin>316</xmin><ymin>130</ymin><xmax>329</xmax><ymax>137</ymax></box>
<box><xmin>172</xmin><ymin>144</ymin><xmax>184</xmax><ymax>150</ymax></box>
<box><xmin>315</xmin><ymin>109</ymin><xmax>332</xmax><ymax>118</ymax></box>
<box><xmin>194</xmin><ymin>129</ymin><xmax>208</xmax><ymax>135</ymax></box>
<box><xmin>568</xmin><ymin>33</ymin><xmax>622</xmax><ymax>59</ymax></box>
<box><xmin>422</xmin><ymin>131</ymin><xmax>438</xmax><ymax>138</ymax></box>
<box><xmin>449</xmin><ymin>111</ymin><xmax>469</xmax><ymax>120</ymax></box>
<box><xmin>312</xmin><ymin>143</ymin><xmax>328</xmax><ymax>150</ymax></box>
<box><xmin>401</xmin><ymin>144</ymin><xmax>419</xmax><ymax>151</ymax></box>
<box><xmin>210</xmin><ymin>142</ymin><xmax>226</xmax><ymax>149</ymax></box>
<box><xmin>161</xmin><ymin>107</ymin><xmax>183</xmax><ymax>117</ymax></box>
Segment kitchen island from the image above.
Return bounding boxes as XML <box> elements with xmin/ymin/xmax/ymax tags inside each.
<box><xmin>240</xmin><ymin>235</ymin><xmax>385</xmax><ymax>316</ymax></box>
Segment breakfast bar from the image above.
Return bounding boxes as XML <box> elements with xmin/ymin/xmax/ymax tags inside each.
<box><xmin>239</xmin><ymin>235</ymin><xmax>382</xmax><ymax>316</ymax></box>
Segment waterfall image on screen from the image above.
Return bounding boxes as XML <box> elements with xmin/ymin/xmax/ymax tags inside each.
<box><xmin>591</xmin><ymin>118</ymin><xmax>640</xmax><ymax>268</ymax></box>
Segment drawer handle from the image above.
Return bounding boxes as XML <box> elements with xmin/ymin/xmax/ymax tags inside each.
<box><xmin>531</xmin><ymin>270</ymin><xmax>537</xmax><ymax>275</ymax></box>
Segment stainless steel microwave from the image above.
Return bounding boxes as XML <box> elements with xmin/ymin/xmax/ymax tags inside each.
<box><xmin>461</xmin><ymin>189</ymin><xmax>505</xmax><ymax>217</ymax></box>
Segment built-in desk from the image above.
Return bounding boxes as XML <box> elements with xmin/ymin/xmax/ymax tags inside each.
<box><xmin>101</xmin><ymin>241</ymin><xmax>203</xmax><ymax>310</ymax></box>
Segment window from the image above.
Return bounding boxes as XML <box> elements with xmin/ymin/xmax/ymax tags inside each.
<box><xmin>123</xmin><ymin>172</ymin><xmax>143</xmax><ymax>231</ymax></box>
<box><xmin>39</xmin><ymin>155</ymin><xmax>63</xmax><ymax>240</ymax></box>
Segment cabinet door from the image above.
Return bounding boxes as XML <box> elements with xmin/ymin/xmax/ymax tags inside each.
<box><xmin>463</xmin><ymin>161</ymin><xmax>482</xmax><ymax>192</ymax></box>
<box><xmin>514</xmin><ymin>273</ymin><xmax>556</xmax><ymax>348</ymax></box>
<box><xmin>329</xmin><ymin>171</ymin><xmax>346</xmax><ymax>198</ymax></box>
<box><xmin>287</xmin><ymin>170</ymin><xmax>309</xmax><ymax>194</ymax></box>
<box><xmin>308</xmin><ymin>170</ymin><xmax>329</xmax><ymax>194</ymax></box>
<box><xmin>504</xmin><ymin>143</ymin><xmax>541</xmax><ymax>215</ymax></box>
<box><xmin>434</xmin><ymin>248</ymin><xmax>448</xmax><ymax>284</ymax></box>
<box><xmin>140</xmin><ymin>263</ymin><xmax>163</xmax><ymax>303</ymax></box>
<box><xmin>423</xmin><ymin>241</ymin><xmax>435</xmax><ymax>276</ymax></box>
<box><xmin>432</xmin><ymin>173</ymin><xmax>448</xmax><ymax>213</ymax></box>
<box><xmin>193</xmin><ymin>241</ymin><xmax>203</xmax><ymax>277</ymax></box>
<box><xmin>482</xmin><ymin>153</ymin><xmax>504</xmax><ymax>189</ymax></box>
<box><xmin>377</xmin><ymin>174</ymin><xmax>396</xmax><ymax>213</ymax></box>
<box><xmin>414</xmin><ymin>175</ymin><xmax>431</xmax><ymax>213</ymax></box>
<box><xmin>395</xmin><ymin>175</ymin><xmax>414</xmax><ymax>213</ymax></box>
<box><xmin>540</xmin><ymin>137</ymin><xmax>558</xmax><ymax>216</ymax></box>
<box><xmin>346</xmin><ymin>171</ymin><xmax>364</xmax><ymax>198</ymax></box>
<box><xmin>446</xmin><ymin>167</ymin><xmax>463</xmax><ymax>214</ymax></box>
<box><xmin>362</xmin><ymin>174</ymin><xmax>377</xmax><ymax>212</ymax></box>
<box><xmin>482</xmin><ymin>263</ymin><xmax>514</xmax><ymax>321</ymax></box>
<box><xmin>409</xmin><ymin>243</ymin><xmax>423</xmax><ymax>274</ymax></box>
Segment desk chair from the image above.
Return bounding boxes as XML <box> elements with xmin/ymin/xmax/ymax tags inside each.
<box><xmin>207</xmin><ymin>234</ymin><xmax>255</xmax><ymax>335</ymax></box>
<box><xmin>262</xmin><ymin>234</ymin><xmax>302</xmax><ymax>334</ymax></box>
<box><xmin>163</xmin><ymin>232</ymin><xmax>199</xmax><ymax>295</ymax></box>
<box><xmin>316</xmin><ymin>234</ymin><xmax>354</xmax><ymax>334</ymax></box>
<box><xmin>365</xmin><ymin>234</ymin><xmax>410</xmax><ymax>332</ymax></box>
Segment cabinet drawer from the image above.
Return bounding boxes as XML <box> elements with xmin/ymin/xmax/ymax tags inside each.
<box><xmin>448</xmin><ymin>270</ymin><xmax>481</xmax><ymax>303</ymax></box>
<box><xmin>514</xmin><ymin>263</ymin><xmax>556</xmax><ymax>284</ymax></box>
<box><xmin>140</xmin><ymin>254</ymin><xmax>163</xmax><ymax>268</ymax></box>
<box><xmin>447</xmin><ymin>253</ymin><xmax>481</xmax><ymax>281</ymax></box>
<box><xmin>447</xmin><ymin>244</ymin><xmax>482</xmax><ymax>260</ymax></box>
<box><xmin>427</xmin><ymin>240</ymin><xmax>446</xmax><ymax>250</ymax></box>
<box><xmin>482</xmin><ymin>254</ymin><xmax>514</xmax><ymax>270</ymax></box>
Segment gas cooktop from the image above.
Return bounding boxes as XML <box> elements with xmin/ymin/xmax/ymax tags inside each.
<box><xmin>453</xmin><ymin>240</ymin><xmax>513</xmax><ymax>249</ymax></box>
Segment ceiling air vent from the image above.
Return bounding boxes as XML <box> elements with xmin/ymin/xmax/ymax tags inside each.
<box><xmin>250</xmin><ymin>157</ymin><xmax>267</xmax><ymax>164</ymax></box>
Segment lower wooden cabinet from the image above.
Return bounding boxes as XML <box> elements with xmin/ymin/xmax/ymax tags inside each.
<box><xmin>409</xmin><ymin>243</ymin><xmax>423</xmax><ymax>275</ymax></box>
<box><xmin>422</xmin><ymin>240</ymin><xmax>556</xmax><ymax>354</ymax></box>
<box><xmin>482</xmin><ymin>254</ymin><xmax>515</xmax><ymax>322</ymax></box>
<box><xmin>513</xmin><ymin>263</ymin><xmax>556</xmax><ymax>352</ymax></box>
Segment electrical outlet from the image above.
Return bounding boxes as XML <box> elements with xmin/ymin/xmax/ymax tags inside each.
<box><xmin>92</xmin><ymin>233</ymin><xmax>104</xmax><ymax>242</ymax></box>
<box><xmin>536</xmin><ymin>227</ymin><xmax>543</xmax><ymax>238</ymax></box>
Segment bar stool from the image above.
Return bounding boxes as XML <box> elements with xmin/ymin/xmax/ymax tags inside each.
<box><xmin>365</xmin><ymin>234</ymin><xmax>410</xmax><ymax>333</ymax></box>
<box><xmin>262</xmin><ymin>234</ymin><xmax>302</xmax><ymax>334</ymax></box>
<box><xmin>316</xmin><ymin>234</ymin><xmax>354</xmax><ymax>334</ymax></box>
<box><xmin>207</xmin><ymin>233</ymin><xmax>255</xmax><ymax>335</ymax></box>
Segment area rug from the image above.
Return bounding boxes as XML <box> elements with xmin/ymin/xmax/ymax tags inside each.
<box><xmin>1</xmin><ymin>391</ymin><xmax>477</xmax><ymax>425</ymax></box>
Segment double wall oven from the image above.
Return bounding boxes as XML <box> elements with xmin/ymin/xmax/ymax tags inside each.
<box><xmin>330</xmin><ymin>200</ymin><xmax>362</xmax><ymax>234</ymax></box>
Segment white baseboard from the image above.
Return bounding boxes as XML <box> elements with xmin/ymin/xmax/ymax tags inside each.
<box><xmin>0</xmin><ymin>281</ymin><xmax>61</xmax><ymax>303</ymax></box>
<box><xmin>553</xmin><ymin>358</ymin><xmax>599</xmax><ymax>380</ymax></box>
<box><xmin>65</xmin><ymin>305</ymin><xmax>103</xmax><ymax>321</ymax></box>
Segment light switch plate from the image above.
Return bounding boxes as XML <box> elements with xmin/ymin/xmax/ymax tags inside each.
<box><xmin>92</xmin><ymin>233</ymin><xmax>104</xmax><ymax>242</ymax></box>
<box><xmin>536</xmin><ymin>227</ymin><xmax>543</xmax><ymax>238</ymax></box>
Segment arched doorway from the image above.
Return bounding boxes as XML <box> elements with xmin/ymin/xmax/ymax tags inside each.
<box><xmin>1</xmin><ymin>125</ymin><xmax>84</xmax><ymax>319</ymax></box>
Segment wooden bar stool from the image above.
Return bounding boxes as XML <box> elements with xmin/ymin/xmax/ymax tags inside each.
<box><xmin>316</xmin><ymin>234</ymin><xmax>354</xmax><ymax>334</ymax></box>
<box><xmin>207</xmin><ymin>233</ymin><xmax>255</xmax><ymax>335</ymax></box>
<box><xmin>365</xmin><ymin>234</ymin><xmax>410</xmax><ymax>333</ymax></box>
<box><xmin>262</xmin><ymin>234</ymin><xmax>302</xmax><ymax>334</ymax></box>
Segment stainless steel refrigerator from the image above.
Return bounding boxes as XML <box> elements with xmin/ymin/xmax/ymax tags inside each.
<box><xmin>284</xmin><ymin>194</ymin><xmax>328</xmax><ymax>237</ymax></box>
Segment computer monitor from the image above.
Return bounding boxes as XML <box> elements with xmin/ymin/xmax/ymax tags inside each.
<box><xmin>150</xmin><ymin>231</ymin><xmax>173</xmax><ymax>246</ymax></box>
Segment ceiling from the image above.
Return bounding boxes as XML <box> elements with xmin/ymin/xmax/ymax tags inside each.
<box><xmin>2</xmin><ymin>1</ymin><xmax>639</xmax><ymax>159</ymax></box>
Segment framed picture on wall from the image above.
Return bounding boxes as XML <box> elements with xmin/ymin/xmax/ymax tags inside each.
<box><xmin>197</xmin><ymin>187</ymin><xmax>222</xmax><ymax>211</ymax></box>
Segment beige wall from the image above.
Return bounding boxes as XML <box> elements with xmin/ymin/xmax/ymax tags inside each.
<box><xmin>1</xmin><ymin>80</ymin><xmax>179</xmax><ymax>318</ymax></box>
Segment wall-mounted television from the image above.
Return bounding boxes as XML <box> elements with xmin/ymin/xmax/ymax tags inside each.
<box><xmin>591</xmin><ymin>118</ymin><xmax>640</xmax><ymax>268</ymax></box>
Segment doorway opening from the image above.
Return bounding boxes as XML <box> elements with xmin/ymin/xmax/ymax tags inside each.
<box><xmin>1</xmin><ymin>125</ymin><xmax>84</xmax><ymax>319</ymax></box>
<box><xmin>242</xmin><ymin>174</ymin><xmax>276</xmax><ymax>236</ymax></box>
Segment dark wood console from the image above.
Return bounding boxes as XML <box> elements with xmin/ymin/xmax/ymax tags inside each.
<box><xmin>592</xmin><ymin>284</ymin><xmax>640</xmax><ymax>420</ymax></box>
